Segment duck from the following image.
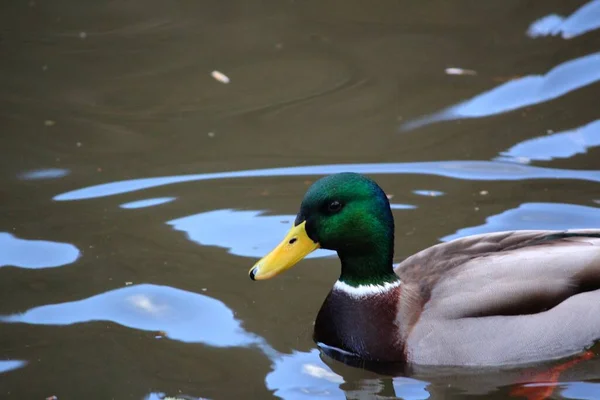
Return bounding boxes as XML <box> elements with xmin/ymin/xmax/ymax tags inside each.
<box><xmin>248</xmin><ymin>172</ymin><xmax>600</xmax><ymax>367</ymax></box>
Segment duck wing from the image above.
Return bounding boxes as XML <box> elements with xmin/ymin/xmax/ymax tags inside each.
<box><xmin>395</xmin><ymin>229</ymin><xmax>600</xmax><ymax>366</ymax></box>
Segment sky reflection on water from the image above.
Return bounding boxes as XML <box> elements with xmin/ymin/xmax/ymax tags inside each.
<box><xmin>527</xmin><ymin>0</ymin><xmax>600</xmax><ymax>39</ymax></box>
<box><xmin>53</xmin><ymin>161</ymin><xmax>600</xmax><ymax>202</ymax></box>
<box><xmin>0</xmin><ymin>360</ymin><xmax>27</xmax><ymax>374</ymax></box>
<box><xmin>443</xmin><ymin>202</ymin><xmax>600</xmax><ymax>242</ymax></box>
<box><xmin>0</xmin><ymin>282</ymin><xmax>432</xmax><ymax>399</ymax></box>
<box><xmin>266</xmin><ymin>349</ymin><xmax>430</xmax><ymax>400</ymax></box>
<box><xmin>497</xmin><ymin>119</ymin><xmax>600</xmax><ymax>163</ymax></box>
<box><xmin>0</xmin><ymin>284</ymin><xmax>260</xmax><ymax>348</ymax></box>
<box><xmin>402</xmin><ymin>52</ymin><xmax>600</xmax><ymax>131</ymax></box>
<box><xmin>18</xmin><ymin>168</ymin><xmax>70</xmax><ymax>180</ymax></box>
<box><xmin>120</xmin><ymin>197</ymin><xmax>176</xmax><ymax>209</ymax></box>
<box><xmin>0</xmin><ymin>232</ymin><xmax>80</xmax><ymax>269</ymax></box>
<box><xmin>168</xmin><ymin>209</ymin><xmax>334</xmax><ymax>259</ymax></box>
<box><xmin>562</xmin><ymin>382</ymin><xmax>600</xmax><ymax>400</ymax></box>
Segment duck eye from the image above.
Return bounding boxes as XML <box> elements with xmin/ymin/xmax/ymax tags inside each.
<box><xmin>327</xmin><ymin>200</ymin><xmax>342</xmax><ymax>213</ymax></box>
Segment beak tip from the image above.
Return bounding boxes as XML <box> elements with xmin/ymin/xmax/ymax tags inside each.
<box><xmin>249</xmin><ymin>267</ymin><xmax>257</xmax><ymax>281</ymax></box>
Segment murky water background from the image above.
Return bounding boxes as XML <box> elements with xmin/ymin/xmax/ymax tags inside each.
<box><xmin>2</xmin><ymin>0</ymin><xmax>600</xmax><ymax>399</ymax></box>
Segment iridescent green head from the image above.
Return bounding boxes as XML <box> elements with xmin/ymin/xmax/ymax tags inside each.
<box><xmin>249</xmin><ymin>173</ymin><xmax>398</xmax><ymax>286</ymax></box>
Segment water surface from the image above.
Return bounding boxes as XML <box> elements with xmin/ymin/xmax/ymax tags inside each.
<box><xmin>1</xmin><ymin>0</ymin><xmax>600</xmax><ymax>399</ymax></box>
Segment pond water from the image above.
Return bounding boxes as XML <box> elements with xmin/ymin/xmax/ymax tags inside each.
<box><xmin>1</xmin><ymin>0</ymin><xmax>600</xmax><ymax>399</ymax></box>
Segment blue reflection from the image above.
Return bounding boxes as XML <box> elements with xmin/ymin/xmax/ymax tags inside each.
<box><xmin>0</xmin><ymin>284</ymin><xmax>259</xmax><ymax>348</ymax></box>
<box><xmin>497</xmin><ymin>119</ymin><xmax>600</xmax><ymax>163</ymax></box>
<box><xmin>267</xmin><ymin>349</ymin><xmax>346</xmax><ymax>399</ymax></box>
<box><xmin>0</xmin><ymin>232</ymin><xmax>80</xmax><ymax>269</ymax></box>
<box><xmin>120</xmin><ymin>197</ymin><xmax>175</xmax><ymax>209</ymax></box>
<box><xmin>266</xmin><ymin>349</ymin><xmax>430</xmax><ymax>400</ymax></box>
<box><xmin>402</xmin><ymin>52</ymin><xmax>600</xmax><ymax>130</ymax></box>
<box><xmin>0</xmin><ymin>360</ymin><xmax>27</xmax><ymax>374</ymax></box>
<box><xmin>527</xmin><ymin>0</ymin><xmax>600</xmax><ymax>39</ymax></box>
<box><xmin>562</xmin><ymin>382</ymin><xmax>600</xmax><ymax>400</ymax></box>
<box><xmin>19</xmin><ymin>168</ymin><xmax>69</xmax><ymax>180</ymax></box>
<box><xmin>145</xmin><ymin>394</ymin><xmax>209</xmax><ymax>400</ymax></box>
<box><xmin>391</xmin><ymin>378</ymin><xmax>431</xmax><ymax>399</ymax></box>
<box><xmin>53</xmin><ymin>161</ymin><xmax>600</xmax><ymax>201</ymax></box>
<box><xmin>442</xmin><ymin>202</ymin><xmax>600</xmax><ymax>241</ymax></box>
<box><xmin>413</xmin><ymin>190</ymin><xmax>445</xmax><ymax>197</ymax></box>
<box><xmin>390</xmin><ymin>203</ymin><xmax>417</xmax><ymax>209</ymax></box>
<box><xmin>167</xmin><ymin>209</ymin><xmax>334</xmax><ymax>259</ymax></box>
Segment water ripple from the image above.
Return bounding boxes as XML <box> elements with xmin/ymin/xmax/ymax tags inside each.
<box><xmin>0</xmin><ymin>233</ymin><xmax>80</xmax><ymax>269</ymax></box>
<box><xmin>168</xmin><ymin>209</ymin><xmax>334</xmax><ymax>259</ymax></box>
<box><xmin>496</xmin><ymin>119</ymin><xmax>600</xmax><ymax>163</ymax></box>
<box><xmin>413</xmin><ymin>190</ymin><xmax>445</xmax><ymax>197</ymax></box>
<box><xmin>0</xmin><ymin>360</ymin><xmax>27</xmax><ymax>374</ymax></box>
<box><xmin>145</xmin><ymin>394</ymin><xmax>211</xmax><ymax>400</ymax></box>
<box><xmin>442</xmin><ymin>202</ymin><xmax>600</xmax><ymax>241</ymax></box>
<box><xmin>527</xmin><ymin>0</ymin><xmax>600</xmax><ymax>39</ymax></box>
<box><xmin>562</xmin><ymin>382</ymin><xmax>600</xmax><ymax>400</ymax></box>
<box><xmin>53</xmin><ymin>161</ymin><xmax>600</xmax><ymax>201</ymax></box>
<box><xmin>402</xmin><ymin>52</ymin><xmax>600</xmax><ymax>130</ymax></box>
<box><xmin>0</xmin><ymin>284</ymin><xmax>259</xmax><ymax>348</ymax></box>
<box><xmin>266</xmin><ymin>349</ymin><xmax>430</xmax><ymax>400</ymax></box>
<box><xmin>18</xmin><ymin>168</ymin><xmax>70</xmax><ymax>180</ymax></box>
<box><xmin>120</xmin><ymin>197</ymin><xmax>176</xmax><ymax>209</ymax></box>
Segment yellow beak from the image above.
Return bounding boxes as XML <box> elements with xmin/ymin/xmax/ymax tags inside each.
<box><xmin>249</xmin><ymin>221</ymin><xmax>320</xmax><ymax>280</ymax></box>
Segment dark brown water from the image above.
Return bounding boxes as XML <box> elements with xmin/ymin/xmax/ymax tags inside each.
<box><xmin>2</xmin><ymin>0</ymin><xmax>600</xmax><ymax>399</ymax></box>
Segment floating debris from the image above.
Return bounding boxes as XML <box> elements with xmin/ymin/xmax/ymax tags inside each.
<box><xmin>78</xmin><ymin>32</ymin><xmax>87</xmax><ymax>39</ymax></box>
<box><xmin>207</xmin><ymin>132</ymin><xmax>215</xmax><ymax>138</ymax></box>
<box><xmin>479</xmin><ymin>190</ymin><xmax>489</xmax><ymax>196</ymax></box>
<box><xmin>211</xmin><ymin>70</ymin><xmax>230</xmax><ymax>84</ymax></box>
<box><xmin>44</xmin><ymin>120</ymin><xmax>55</xmax><ymax>127</ymax></box>
<box><xmin>445</xmin><ymin>67</ymin><xmax>477</xmax><ymax>76</ymax></box>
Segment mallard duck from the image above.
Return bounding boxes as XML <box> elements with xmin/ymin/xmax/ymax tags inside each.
<box><xmin>249</xmin><ymin>172</ymin><xmax>600</xmax><ymax>367</ymax></box>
